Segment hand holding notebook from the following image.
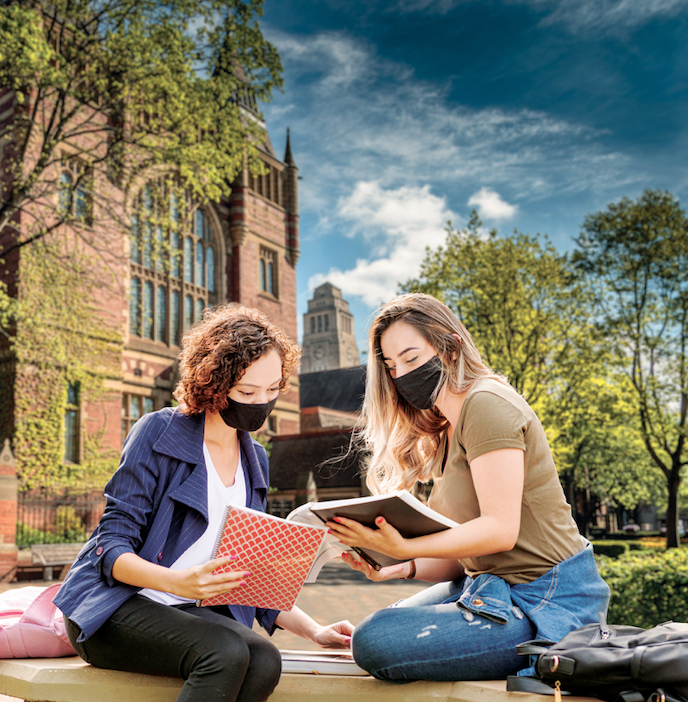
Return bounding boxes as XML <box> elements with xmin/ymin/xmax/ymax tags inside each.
<box><xmin>198</xmin><ymin>505</ymin><xmax>328</xmax><ymax>611</ymax></box>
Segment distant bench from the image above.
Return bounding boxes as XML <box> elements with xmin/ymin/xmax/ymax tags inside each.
<box><xmin>0</xmin><ymin>657</ymin><xmax>595</xmax><ymax>702</ymax></box>
<box><xmin>29</xmin><ymin>543</ymin><xmax>84</xmax><ymax>581</ymax></box>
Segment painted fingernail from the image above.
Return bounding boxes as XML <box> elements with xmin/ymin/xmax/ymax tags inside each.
<box><xmin>376</xmin><ymin>517</ymin><xmax>384</xmax><ymax>525</ymax></box>
<box><xmin>243</xmin><ymin>571</ymin><xmax>252</xmax><ymax>577</ymax></box>
<box><xmin>239</xmin><ymin>581</ymin><xmax>247</xmax><ymax>586</ymax></box>
<box><xmin>333</xmin><ymin>517</ymin><xmax>342</xmax><ymax>523</ymax></box>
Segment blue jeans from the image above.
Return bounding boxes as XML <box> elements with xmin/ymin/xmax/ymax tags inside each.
<box><xmin>352</xmin><ymin>543</ymin><xmax>610</xmax><ymax>682</ymax></box>
<box><xmin>352</xmin><ymin>578</ymin><xmax>536</xmax><ymax>681</ymax></box>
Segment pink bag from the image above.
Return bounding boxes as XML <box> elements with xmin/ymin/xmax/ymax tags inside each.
<box><xmin>0</xmin><ymin>583</ymin><xmax>76</xmax><ymax>658</ymax></box>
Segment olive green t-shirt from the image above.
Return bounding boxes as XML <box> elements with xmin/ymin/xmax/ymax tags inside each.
<box><xmin>428</xmin><ymin>378</ymin><xmax>584</xmax><ymax>585</ymax></box>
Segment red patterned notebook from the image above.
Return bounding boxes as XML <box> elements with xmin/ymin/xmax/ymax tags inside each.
<box><xmin>198</xmin><ymin>505</ymin><xmax>328</xmax><ymax>611</ymax></box>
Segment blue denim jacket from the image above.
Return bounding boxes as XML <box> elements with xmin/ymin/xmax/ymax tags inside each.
<box><xmin>54</xmin><ymin>408</ymin><xmax>280</xmax><ymax>642</ymax></box>
<box><xmin>455</xmin><ymin>541</ymin><xmax>609</xmax><ymax>676</ymax></box>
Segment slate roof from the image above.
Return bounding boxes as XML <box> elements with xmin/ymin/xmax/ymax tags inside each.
<box><xmin>299</xmin><ymin>366</ymin><xmax>367</xmax><ymax>412</ymax></box>
<box><xmin>268</xmin><ymin>428</ymin><xmax>365</xmax><ymax>490</ymax></box>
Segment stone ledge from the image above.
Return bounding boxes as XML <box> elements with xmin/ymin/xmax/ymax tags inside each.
<box><xmin>0</xmin><ymin>657</ymin><xmax>595</xmax><ymax>702</ymax></box>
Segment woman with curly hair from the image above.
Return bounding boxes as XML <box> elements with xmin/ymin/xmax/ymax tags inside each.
<box><xmin>55</xmin><ymin>303</ymin><xmax>353</xmax><ymax>702</ymax></box>
<box><xmin>327</xmin><ymin>293</ymin><xmax>609</xmax><ymax>683</ymax></box>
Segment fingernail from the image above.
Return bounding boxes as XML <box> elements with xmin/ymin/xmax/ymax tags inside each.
<box><xmin>243</xmin><ymin>571</ymin><xmax>251</xmax><ymax>577</ymax></box>
<box><xmin>376</xmin><ymin>517</ymin><xmax>384</xmax><ymax>525</ymax></box>
<box><xmin>229</xmin><ymin>555</ymin><xmax>238</xmax><ymax>560</ymax></box>
<box><xmin>239</xmin><ymin>581</ymin><xmax>247</xmax><ymax>586</ymax></box>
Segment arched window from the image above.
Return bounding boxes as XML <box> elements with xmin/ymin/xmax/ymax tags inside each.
<box><xmin>170</xmin><ymin>230</ymin><xmax>180</xmax><ymax>278</ymax></box>
<box><xmin>207</xmin><ymin>247</ymin><xmax>215</xmax><ymax>293</ymax></box>
<box><xmin>195</xmin><ymin>241</ymin><xmax>204</xmax><ymax>287</ymax></box>
<box><xmin>170</xmin><ymin>291</ymin><xmax>180</xmax><ymax>346</ymax></box>
<box><xmin>143</xmin><ymin>281</ymin><xmax>154</xmax><ymax>339</ymax></box>
<box><xmin>155</xmin><ymin>286</ymin><xmax>166</xmax><ymax>342</ymax></box>
<box><xmin>129</xmin><ymin>278</ymin><xmax>141</xmax><ymax>334</ymax></box>
<box><xmin>184</xmin><ymin>294</ymin><xmax>193</xmax><ymax>329</ymax></box>
<box><xmin>129</xmin><ymin>181</ymin><xmax>219</xmax><ymax>346</ymax></box>
<box><xmin>184</xmin><ymin>237</ymin><xmax>193</xmax><ymax>283</ymax></box>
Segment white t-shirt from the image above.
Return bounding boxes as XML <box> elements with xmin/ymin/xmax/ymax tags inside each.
<box><xmin>140</xmin><ymin>442</ymin><xmax>248</xmax><ymax>605</ymax></box>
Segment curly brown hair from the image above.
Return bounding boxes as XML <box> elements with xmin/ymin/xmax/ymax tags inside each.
<box><xmin>173</xmin><ymin>303</ymin><xmax>301</xmax><ymax>415</ymax></box>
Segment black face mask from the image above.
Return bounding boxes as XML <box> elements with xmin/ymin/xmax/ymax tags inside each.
<box><xmin>219</xmin><ymin>396</ymin><xmax>277</xmax><ymax>432</ymax></box>
<box><xmin>392</xmin><ymin>355</ymin><xmax>444</xmax><ymax>410</ymax></box>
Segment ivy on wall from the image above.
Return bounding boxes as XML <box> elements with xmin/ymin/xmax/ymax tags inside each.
<box><xmin>2</xmin><ymin>236</ymin><xmax>122</xmax><ymax>494</ymax></box>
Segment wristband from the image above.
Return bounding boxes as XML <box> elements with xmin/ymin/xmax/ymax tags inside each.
<box><xmin>403</xmin><ymin>559</ymin><xmax>416</xmax><ymax>580</ymax></box>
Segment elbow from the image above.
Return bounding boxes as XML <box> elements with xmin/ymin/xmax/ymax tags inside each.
<box><xmin>488</xmin><ymin>523</ymin><xmax>520</xmax><ymax>554</ymax></box>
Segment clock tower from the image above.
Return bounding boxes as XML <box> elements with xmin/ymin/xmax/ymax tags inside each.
<box><xmin>301</xmin><ymin>283</ymin><xmax>359</xmax><ymax>373</ymax></box>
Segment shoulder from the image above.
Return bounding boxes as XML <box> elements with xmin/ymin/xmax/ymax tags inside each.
<box><xmin>123</xmin><ymin>407</ymin><xmax>175</xmax><ymax>449</ymax></box>
<box><xmin>463</xmin><ymin>379</ymin><xmax>530</xmax><ymax>419</ymax></box>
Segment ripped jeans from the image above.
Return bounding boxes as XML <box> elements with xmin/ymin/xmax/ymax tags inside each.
<box><xmin>351</xmin><ymin>543</ymin><xmax>610</xmax><ymax>682</ymax></box>
<box><xmin>351</xmin><ymin>577</ymin><xmax>535</xmax><ymax>681</ymax></box>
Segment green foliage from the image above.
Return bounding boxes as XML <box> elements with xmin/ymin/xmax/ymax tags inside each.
<box><xmin>402</xmin><ymin>213</ymin><xmax>586</xmax><ymax>405</ymax></box>
<box><xmin>400</xmin><ymin>214</ymin><xmax>653</xmax><ymax>528</ymax></box>
<box><xmin>574</xmin><ymin>189</ymin><xmax>688</xmax><ymax>548</ymax></box>
<box><xmin>598</xmin><ymin>548</ymin><xmax>688</xmax><ymax>627</ymax></box>
<box><xmin>16</xmin><ymin>506</ymin><xmax>87</xmax><ymax>548</ymax></box>
<box><xmin>7</xmin><ymin>237</ymin><xmax>122</xmax><ymax>491</ymax></box>
<box><xmin>0</xmin><ymin>0</ymin><xmax>282</xmax><ymax>240</ymax></box>
<box><xmin>591</xmin><ymin>540</ymin><xmax>660</xmax><ymax>558</ymax></box>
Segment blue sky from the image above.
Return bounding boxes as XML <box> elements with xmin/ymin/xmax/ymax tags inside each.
<box><xmin>259</xmin><ymin>0</ymin><xmax>688</xmax><ymax>350</ymax></box>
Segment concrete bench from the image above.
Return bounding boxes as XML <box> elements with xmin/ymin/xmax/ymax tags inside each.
<box><xmin>29</xmin><ymin>544</ymin><xmax>84</xmax><ymax>581</ymax></box>
<box><xmin>0</xmin><ymin>657</ymin><xmax>595</xmax><ymax>702</ymax></box>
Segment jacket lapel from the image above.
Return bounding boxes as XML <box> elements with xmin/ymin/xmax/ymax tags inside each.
<box><xmin>238</xmin><ymin>431</ymin><xmax>268</xmax><ymax>508</ymax></box>
<box><xmin>153</xmin><ymin>410</ymin><xmax>209</xmax><ymax>521</ymax></box>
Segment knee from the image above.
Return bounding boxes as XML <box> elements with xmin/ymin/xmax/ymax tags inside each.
<box><xmin>351</xmin><ymin>611</ymin><xmax>400</xmax><ymax>680</ymax></box>
<box><xmin>198</xmin><ymin>632</ymin><xmax>251</xmax><ymax>681</ymax></box>
<box><xmin>249</xmin><ymin>637</ymin><xmax>281</xmax><ymax>690</ymax></box>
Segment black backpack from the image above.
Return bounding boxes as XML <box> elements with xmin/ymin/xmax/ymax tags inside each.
<box><xmin>506</xmin><ymin>614</ymin><xmax>688</xmax><ymax>702</ymax></box>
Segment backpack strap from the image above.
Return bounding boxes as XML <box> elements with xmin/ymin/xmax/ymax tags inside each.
<box><xmin>516</xmin><ymin>643</ymin><xmax>551</xmax><ymax>656</ymax></box>
<box><xmin>506</xmin><ymin>676</ymin><xmax>573</xmax><ymax>696</ymax></box>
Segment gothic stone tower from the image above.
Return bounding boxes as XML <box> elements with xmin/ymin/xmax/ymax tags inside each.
<box><xmin>301</xmin><ymin>283</ymin><xmax>360</xmax><ymax>373</ymax></box>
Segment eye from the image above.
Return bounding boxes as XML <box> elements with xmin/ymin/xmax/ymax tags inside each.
<box><xmin>239</xmin><ymin>391</ymin><xmax>253</xmax><ymax>397</ymax></box>
<box><xmin>269</xmin><ymin>386</ymin><xmax>280</xmax><ymax>393</ymax></box>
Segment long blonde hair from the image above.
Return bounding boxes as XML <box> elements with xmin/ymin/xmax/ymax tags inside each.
<box><xmin>360</xmin><ymin>293</ymin><xmax>507</xmax><ymax>493</ymax></box>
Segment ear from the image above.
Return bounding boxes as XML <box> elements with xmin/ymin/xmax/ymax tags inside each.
<box><xmin>452</xmin><ymin>333</ymin><xmax>462</xmax><ymax>345</ymax></box>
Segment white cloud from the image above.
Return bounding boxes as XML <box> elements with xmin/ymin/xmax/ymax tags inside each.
<box><xmin>514</xmin><ymin>0</ymin><xmax>688</xmax><ymax>31</ymax></box>
<box><xmin>468</xmin><ymin>188</ymin><xmax>518</xmax><ymax>220</ymax></box>
<box><xmin>309</xmin><ymin>182</ymin><xmax>457</xmax><ymax>307</ymax></box>
<box><xmin>264</xmin><ymin>29</ymin><xmax>633</xmax><ymax>211</ymax></box>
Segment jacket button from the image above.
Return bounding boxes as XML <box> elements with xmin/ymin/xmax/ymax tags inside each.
<box><xmin>158</xmin><ymin>552</ymin><xmax>163</xmax><ymax>561</ymax></box>
<box><xmin>471</xmin><ymin>598</ymin><xmax>483</xmax><ymax>606</ymax></box>
<box><xmin>96</xmin><ymin>547</ymin><xmax>103</xmax><ymax>556</ymax></box>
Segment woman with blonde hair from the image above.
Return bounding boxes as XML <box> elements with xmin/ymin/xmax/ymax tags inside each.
<box><xmin>328</xmin><ymin>293</ymin><xmax>609</xmax><ymax>682</ymax></box>
<box><xmin>56</xmin><ymin>303</ymin><xmax>353</xmax><ymax>702</ymax></box>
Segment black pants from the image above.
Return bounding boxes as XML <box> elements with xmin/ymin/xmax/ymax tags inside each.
<box><xmin>64</xmin><ymin>595</ymin><xmax>282</xmax><ymax>702</ymax></box>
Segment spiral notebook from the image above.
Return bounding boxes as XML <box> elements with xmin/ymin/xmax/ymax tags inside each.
<box><xmin>197</xmin><ymin>505</ymin><xmax>328</xmax><ymax>611</ymax></box>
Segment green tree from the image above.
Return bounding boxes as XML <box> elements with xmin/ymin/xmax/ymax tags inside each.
<box><xmin>545</xmin><ymin>372</ymin><xmax>664</xmax><ymax>535</ymax></box>
<box><xmin>0</xmin><ymin>0</ymin><xmax>281</xmax><ymax>248</ymax></box>
<box><xmin>402</xmin><ymin>213</ymin><xmax>591</xmax><ymax>406</ymax></box>
<box><xmin>0</xmin><ymin>0</ymin><xmax>281</xmax><ymax>490</ymax></box>
<box><xmin>574</xmin><ymin>189</ymin><xmax>688</xmax><ymax>548</ymax></box>
<box><xmin>402</xmin><ymin>215</ymin><xmax>654</xmax><ymax>532</ymax></box>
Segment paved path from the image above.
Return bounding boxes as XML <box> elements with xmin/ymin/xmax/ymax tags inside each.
<box><xmin>253</xmin><ymin>559</ymin><xmax>427</xmax><ymax>649</ymax></box>
<box><xmin>0</xmin><ymin>560</ymin><xmax>427</xmax><ymax>701</ymax></box>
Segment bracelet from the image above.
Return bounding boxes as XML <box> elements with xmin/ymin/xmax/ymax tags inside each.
<box><xmin>404</xmin><ymin>559</ymin><xmax>416</xmax><ymax>580</ymax></box>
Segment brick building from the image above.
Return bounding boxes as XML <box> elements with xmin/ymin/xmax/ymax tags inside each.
<box><xmin>0</xmin><ymin>83</ymin><xmax>301</xmax><ymax>479</ymax></box>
